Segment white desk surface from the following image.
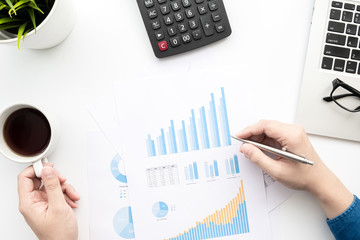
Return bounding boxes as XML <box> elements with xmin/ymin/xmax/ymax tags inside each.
<box><xmin>1</xmin><ymin>0</ymin><xmax>359</xmax><ymax>239</ymax></box>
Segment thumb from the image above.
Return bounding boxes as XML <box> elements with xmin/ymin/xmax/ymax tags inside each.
<box><xmin>42</xmin><ymin>166</ymin><xmax>66</xmax><ymax>208</ymax></box>
<box><xmin>240</xmin><ymin>143</ymin><xmax>279</xmax><ymax>175</ymax></box>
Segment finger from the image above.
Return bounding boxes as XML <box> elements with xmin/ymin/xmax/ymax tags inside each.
<box><xmin>64</xmin><ymin>194</ymin><xmax>78</xmax><ymax>208</ymax></box>
<box><xmin>55</xmin><ymin>170</ymin><xmax>66</xmax><ymax>184</ymax></box>
<box><xmin>17</xmin><ymin>165</ymin><xmax>37</xmax><ymax>200</ymax></box>
<box><xmin>240</xmin><ymin>143</ymin><xmax>281</xmax><ymax>176</ymax></box>
<box><xmin>41</xmin><ymin>166</ymin><xmax>67</xmax><ymax>209</ymax></box>
<box><xmin>62</xmin><ymin>183</ymin><xmax>80</xmax><ymax>201</ymax></box>
<box><xmin>33</xmin><ymin>178</ymin><xmax>42</xmax><ymax>190</ymax></box>
<box><xmin>237</xmin><ymin>120</ymin><xmax>284</xmax><ymax>140</ymax></box>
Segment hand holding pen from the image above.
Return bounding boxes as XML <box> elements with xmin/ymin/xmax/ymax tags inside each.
<box><xmin>236</xmin><ymin>120</ymin><xmax>354</xmax><ymax>223</ymax></box>
<box><xmin>235</xmin><ymin>120</ymin><xmax>326</xmax><ymax>191</ymax></box>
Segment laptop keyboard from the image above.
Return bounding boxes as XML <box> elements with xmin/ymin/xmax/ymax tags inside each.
<box><xmin>322</xmin><ymin>1</ymin><xmax>360</xmax><ymax>74</ymax></box>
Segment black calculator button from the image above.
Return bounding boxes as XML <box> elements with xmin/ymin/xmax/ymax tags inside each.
<box><xmin>170</xmin><ymin>37</ymin><xmax>181</xmax><ymax>47</ymax></box>
<box><xmin>200</xmin><ymin>15</ymin><xmax>215</xmax><ymax>36</ymax></box>
<box><xmin>208</xmin><ymin>1</ymin><xmax>218</xmax><ymax>11</ymax></box>
<box><xmin>215</xmin><ymin>22</ymin><xmax>225</xmax><ymax>33</ymax></box>
<box><xmin>155</xmin><ymin>30</ymin><xmax>165</xmax><ymax>40</ymax></box>
<box><xmin>148</xmin><ymin>9</ymin><xmax>158</xmax><ymax>19</ymax></box>
<box><xmin>181</xmin><ymin>33</ymin><xmax>192</xmax><ymax>43</ymax></box>
<box><xmin>195</xmin><ymin>0</ymin><xmax>204</xmax><ymax>3</ymax></box>
<box><xmin>151</xmin><ymin>19</ymin><xmax>161</xmax><ymax>29</ymax></box>
<box><xmin>158</xmin><ymin>0</ymin><xmax>167</xmax><ymax>3</ymax></box>
<box><xmin>178</xmin><ymin>23</ymin><xmax>188</xmax><ymax>32</ymax></box>
<box><xmin>182</xmin><ymin>0</ymin><xmax>191</xmax><ymax>7</ymax></box>
<box><xmin>158</xmin><ymin>40</ymin><xmax>169</xmax><ymax>51</ymax></box>
<box><xmin>145</xmin><ymin>0</ymin><xmax>154</xmax><ymax>8</ymax></box>
<box><xmin>160</xmin><ymin>4</ymin><xmax>170</xmax><ymax>15</ymax></box>
<box><xmin>192</xmin><ymin>29</ymin><xmax>202</xmax><ymax>40</ymax></box>
<box><xmin>185</xmin><ymin>8</ymin><xmax>195</xmax><ymax>18</ymax></box>
<box><xmin>167</xmin><ymin>26</ymin><xmax>177</xmax><ymax>36</ymax></box>
<box><xmin>164</xmin><ymin>15</ymin><xmax>174</xmax><ymax>25</ymax></box>
<box><xmin>212</xmin><ymin>13</ymin><xmax>221</xmax><ymax>22</ymax></box>
<box><xmin>171</xmin><ymin>1</ymin><xmax>181</xmax><ymax>11</ymax></box>
<box><xmin>198</xmin><ymin>5</ymin><xmax>208</xmax><ymax>15</ymax></box>
<box><xmin>175</xmin><ymin>11</ymin><xmax>185</xmax><ymax>21</ymax></box>
<box><xmin>189</xmin><ymin>19</ymin><xmax>199</xmax><ymax>29</ymax></box>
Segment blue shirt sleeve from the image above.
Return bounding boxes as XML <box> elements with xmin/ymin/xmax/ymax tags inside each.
<box><xmin>327</xmin><ymin>195</ymin><xmax>360</xmax><ymax>240</ymax></box>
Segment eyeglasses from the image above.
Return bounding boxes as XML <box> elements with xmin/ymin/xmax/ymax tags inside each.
<box><xmin>323</xmin><ymin>78</ymin><xmax>360</xmax><ymax>113</ymax></box>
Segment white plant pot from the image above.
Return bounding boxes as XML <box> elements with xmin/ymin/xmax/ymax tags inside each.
<box><xmin>0</xmin><ymin>0</ymin><xmax>76</xmax><ymax>49</ymax></box>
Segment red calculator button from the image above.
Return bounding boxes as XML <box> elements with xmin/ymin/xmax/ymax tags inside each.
<box><xmin>158</xmin><ymin>41</ymin><xmax>168</xmax><ymax>51</ymax></box>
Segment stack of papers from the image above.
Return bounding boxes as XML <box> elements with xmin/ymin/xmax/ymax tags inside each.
<box><xmin>87</xmin><ymin>72</ymin><xmax>293</xmax><ymax>240</ymax></box>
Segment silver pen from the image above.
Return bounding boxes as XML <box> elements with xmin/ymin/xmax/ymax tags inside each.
<box><xmin>231</xmin><ymin>135</ymin><xmax>314</xmax><ymax>166</ymax></box>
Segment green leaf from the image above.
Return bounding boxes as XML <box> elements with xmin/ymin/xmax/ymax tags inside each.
<box><xmin>0</xmin><ymin>2</ymin><xmax>8</xmax><ymax>11</ymax></box>
<box><xmin>4</xmin><ymin>0</ymin><xmax>15</xmax><ymax>15</ymax></box>
<box><xmin>0</xmin><ymin>17</ymin><xmax>21</xmax><ymax>24</ymax></box>
<box><xmin>13</xmin><ymin>0</ymin><xmax>31</xmax><ymax>10</ymax></box>
<box><xmin>17</xmin><ymin>21</ymin><xmax>27</xmax><ymax>50</ymax></box>
<box><xmin>23</xmin><ymin>28</ymin><xmax>31</xmax><ymax>40</ymax></box>
<box><xmin>29</xmin><ymin>0</ymin><xmax>44</xmax><ymax>14</ymax></box>
<box><xmin>0</xmin><ymin>22</ymin><xmax>21</xmax><ymax>30</ymax></box>
<box><xmin>27</xmin><ymin>8</ymin><xmax>35</xmax><ymax>32</ymax></box>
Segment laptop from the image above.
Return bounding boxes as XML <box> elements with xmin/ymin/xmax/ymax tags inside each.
<box><xmin>296</xmin><ymin>0</ymin><xmax>360</xmax><ymax>142</ymax></box>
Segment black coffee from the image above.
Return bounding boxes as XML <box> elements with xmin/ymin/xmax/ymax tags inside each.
<box><xmin>3</xmin><ymin>108</ymin><xmax>51</xmax><ymax>156</ymax></box>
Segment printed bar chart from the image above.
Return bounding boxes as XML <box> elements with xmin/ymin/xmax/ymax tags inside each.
<box><xmin>146</xmin><ymin>88</ymin><xmax>232</xmax><ymax>157</ymax></box>
<box><xmin>204</xmin><ymin>160</ymin><xmax>219</xmax><ymax>179</ymax></box>
<box><xmin>164</xmin><ymin>181</ymin><xmax>250</xmax><ymax>240</ymax></box>
<box><xmin>184</xmin><ymin>162</ymin><xmax>199</xmax><ymax>182</ymax></box>
<box><xmin>225</xmin><ymin>155</ymin><xmax>240</xmax><ymax>176</ymax></box>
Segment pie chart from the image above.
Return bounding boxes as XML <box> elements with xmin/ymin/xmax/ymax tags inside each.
<box><xmin>113</xmin><ymin>207</ymin><xmax>135</xmax><ymax>239</ymax></box>
<box><xmin>111</xmin><ymin>153</ymin><xmax>127</xmax><ymax>183</ymax></box>
<box><xmin>152</xmin><ymin>201</ymin><xmax>169</xmax><ymax>218</ymax></box>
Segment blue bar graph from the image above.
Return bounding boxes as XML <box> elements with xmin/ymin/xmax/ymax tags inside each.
<box><xmin>185</xmin><ymin>162</ymin><xmax>199</xmax><ymax>182</ymax></box>
<box><xmin>165</xmin><ymin>181</ymin><xmax>250</xmax><ymax>240</ymax></box>
<box><xmin>225</xmin><ymin>155</ymin><xmax>240</xmax><ymax>176</ymax></box>
<box><xmin>146</xmin><ymin>88</ymin><xmax>232</xmax><ymax>157</ymax></box>
<box><xmin>204</xmin><ymin>160</ymin><xmax>219</xmax><ymax>179</ymax></box>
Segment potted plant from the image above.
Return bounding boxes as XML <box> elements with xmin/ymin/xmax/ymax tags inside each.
<box><xmin>0</xmin><ymin>0</ymin><xmax>75</xmax><ymax>50</ymax></box>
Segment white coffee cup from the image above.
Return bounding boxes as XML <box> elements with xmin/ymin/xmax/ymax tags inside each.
<box><xmin>0</xmin><ymin>104</ymin><xmax>58</xmax><ymax>178</ymax></box>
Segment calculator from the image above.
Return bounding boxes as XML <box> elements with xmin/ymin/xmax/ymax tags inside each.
<box><xmin>137</xmin><ymin>0</ymin><xmax>232</xmax><ymax>58</ymax></box>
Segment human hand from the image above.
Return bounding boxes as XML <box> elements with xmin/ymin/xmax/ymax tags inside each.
<box><xmin>237</xmin><ymin>120</ymin><xmax>353</xmax><ymax>219</ymax></box>
<box><xmin>236</xmin><ymin>120</ymin><xmax>323</xmax><ymax>191</ymax></box>
<box><xmin>17</xmin><ymin>165</ymin><xmax>80</xmax><ymax>240</ymax></box>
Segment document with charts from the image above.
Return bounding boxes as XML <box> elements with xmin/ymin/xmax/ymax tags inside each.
<box><xmin>114</xmin><ymin>72</ymin><xmax>271</xmax><ymax>240</ymax></box>
<box><xmin>87</xmin><ymin>131</ymin><xmax>135</xmax><ymax>240</ymax></box>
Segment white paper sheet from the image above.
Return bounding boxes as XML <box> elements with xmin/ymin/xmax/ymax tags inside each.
<box><xmin>263</xmin><ymin>171</ymin><xmax>294</xmax><ymax>211</ymax></box>
<box><xmin>87</xmin><ymin>131</ymin><xmax>135</xmax><ymax>240</ymax></box>
<box><xmin>113</xmin><ymin>72</ymin><xmax>271</xmax><ymax>240</ymax></box>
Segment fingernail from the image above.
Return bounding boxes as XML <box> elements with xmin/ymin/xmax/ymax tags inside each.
<box><xmin>240</xmin><ymin>144</ymin><xmax>252</xmax><ymax>158</ymax></box>
<box><xmin>42</xmin><ymin>166</ymin><xmax>55</xmax><ymax>179</ymax></box>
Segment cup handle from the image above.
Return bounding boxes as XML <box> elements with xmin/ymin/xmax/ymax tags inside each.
<box><xmin>33</xmin><ymin>158</ymin><xmax>49</xmax><ymax>178</ymax></box>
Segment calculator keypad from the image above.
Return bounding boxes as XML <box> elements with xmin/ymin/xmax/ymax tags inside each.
<box><xmin>137</xmin><ymin>0</ymin><xmax>232</xmax><ymax>58</ymax></box>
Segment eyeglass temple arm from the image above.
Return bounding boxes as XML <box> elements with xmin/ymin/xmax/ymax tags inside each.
<box><xmin>341</xmin><ymin>82</ymin><xmax>360</xmax><ymax>96</ymax></box>
<box><xmin>323</xmin><ymin>93</ymin><xmax>356</xmax><ymax>102</ymax></box>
